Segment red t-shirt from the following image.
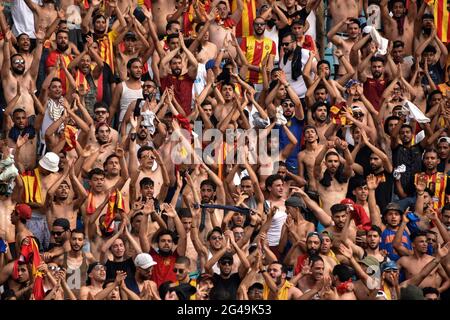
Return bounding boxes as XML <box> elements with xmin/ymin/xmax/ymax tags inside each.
<box><xmin>294</xmin><ymin>254</ymin><xmax>309</xmax><ymax>276</ymax></box>
<box><xmin>150</xmin><ymin>247</ymin><xmax>178</xmax><ymax>288</ymax></box>
<box><xmin>160</xmin><ymin>74</ymin><xmax>194</xmax><ymax>115</ymax></box>
<box><xmin>363</xmin><ymin>78</ymin><xmax>387</xmax><ymax>111</ymax></box>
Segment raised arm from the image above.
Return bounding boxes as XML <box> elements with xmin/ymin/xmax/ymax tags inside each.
<box><xmin>295</xmin><ymin>187</ymin><xmax>333</xmax><ymax>226</ymax></box>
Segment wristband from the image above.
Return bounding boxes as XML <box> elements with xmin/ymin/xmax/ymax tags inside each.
<box><xmin>130</xmin><ymin>133</ymin><xmax>137</xmax><ymax>141</ymax></box>
<box><xmin>417</xmin><ymin>191</ymin><xmax>424</xmax><ymax>196</ymax></box>
<box><xmin>249</xmin><ymin>223</ymin><xmax>256</xmax><ymax>228</ymax></box>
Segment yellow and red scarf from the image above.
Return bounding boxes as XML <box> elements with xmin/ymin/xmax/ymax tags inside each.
<box><xmin>63</xmin><ymin>125</ymin><xmax>78</xmax><ymax>152</ymax></box>
<box><xmin>103</xmin><ymin>189</ymin><xmax>125</xmax><ymax>232</ymax></box>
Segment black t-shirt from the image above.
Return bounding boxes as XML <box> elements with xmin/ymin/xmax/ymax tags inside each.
<box><xmin>209</xmin><ymin>273</ymin><xmax>241</xmax><ymax>300</ymax></box>
<box><xmin>367</xmin><ymin>170</ymin><xmax>394</xmax><ymax>213</ymax></box>
<box><xmin>105</xmin><ymin>257</ymin><xmax>136</xmax><ymax>282</ymax></box>
<box><xmin>278</xmin><ymin>7</ymin><xmax>309</xmax><ymax>46</ymax></box>
<box><xmin>392</xmin><ymin>144</ymin><xmax>423</xmax><ymax>196</ymax></box>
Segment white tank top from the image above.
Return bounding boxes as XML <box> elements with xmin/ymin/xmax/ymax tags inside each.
<box><xmin>265</xmin><ymin>200</ymin><xmax>287</xmax><ymax>247</ymax></box>
<box><xmin>119</xmin><ymin>81</ymin><xmax>143</xmax><ymax>123</ymax></box>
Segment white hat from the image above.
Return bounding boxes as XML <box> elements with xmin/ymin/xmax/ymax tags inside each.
<box><xmin>134</xmin><ymin>253</ymin><xmax>157</xmax><ymax>269</ymax></box>
<box><xmin>39</xmin><ymin>152</ymin><xmax>60</xmax><ymax>173</ymax></box>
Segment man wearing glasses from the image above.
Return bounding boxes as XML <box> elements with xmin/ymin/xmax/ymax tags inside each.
<box><xmin>240</xmin><ymin>16</ymin><xmax>276</xmax><ymax>92</ymax></box>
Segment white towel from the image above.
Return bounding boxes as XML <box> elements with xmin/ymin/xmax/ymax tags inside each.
<box><xmin>369</xmin><ymin>27</ymin><xmax>388</xmax><ymax>56</ymax></box>
<box><xmin>403</xmin><ymin>100</ymin><xmax>430</xmax><ymax>123</ymax></box>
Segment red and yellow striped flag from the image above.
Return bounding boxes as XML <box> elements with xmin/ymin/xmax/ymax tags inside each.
<box><xmin>232</xmin><ymin>0</ymin><xmax>256</xmax><ymax>38</ymax></box>
<box><xmin>434</xmin><ymin>0</ymin><xmax>450</xmax><ymax>43</ymax></box>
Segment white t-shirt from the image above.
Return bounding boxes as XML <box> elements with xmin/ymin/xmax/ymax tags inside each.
<box><xmin>264</xmin><ymin>26</ymin><xmax>280</xmax><ymax>64</ymax></box>
<box><xmin>280</xmin><ymin>48</ymin><xmax>315</xmax><ymax>98</ymax></box>
<box><xmin>11</xmin><ymin>0</ymin><xmax>38</xmax><ymax>38</ymax></box>
<box><xmin>265</xmin><ymin>201</ymin><xmax>287</xmax><ymax>247</ymax></box>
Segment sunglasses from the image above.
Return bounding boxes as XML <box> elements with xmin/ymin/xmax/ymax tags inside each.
<box><xmin>281</xmin><ymin>42</ymin><xmax>292</xmax><ymax>47</ymax></box>
<box><xmin>353</xmin><ymin>112</ymin><xmax>364</xmax><ymax>117</ymax></box>
<box><xmin>48</xmin><ymin>266</ymin><xmax>61</xmax><ymax>272</ymax></box>
<box><xmin>95</xmin><ymin>110</ymin><xmax>107</xmax><ymax>114</ymax></box>
<box><xmin>220</xmin><ymin>260</ymin><xmax>232</xmax><ymax>266</ymax></box>
<box><xmin>51</xmin><ymin>231</ymin><xmax>65</xmax><ymax>236</ymax></box>
<box><xmin>173</xmin><ymin>268</ymin><xmax>185</xmax><ymax>274</ymax></box>
<box><xmin>211</xmin><ymin>236</ymin><xmax>223</xmax><ymax>241</ymax></box>
<box><xmin>282</xmin><ymin>103</ymin><xmax>295</xmax><ymax>108</ymax></box>
<box><xmin>254</xmin><ymin>22</ymin><xmax>266</xmax><ymax>26</ymax></box>
<box><xmin>13</xmin><ymin>59</ymin><xmax>25</xmax><ymax>65</ymax></box>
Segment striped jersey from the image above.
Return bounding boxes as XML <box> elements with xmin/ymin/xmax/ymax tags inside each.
<box><xmin>240</xmin><ymin>36</ymin><xmax>276</xmax><ymax>84</ymax></box>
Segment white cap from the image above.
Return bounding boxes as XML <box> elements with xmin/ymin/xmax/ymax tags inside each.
<box><xmin>39</xmin><ymin>152</ymin><xmax>60</xmax><ymax>173</ymax></box>
<box><xmin>134</xmin><ymin>253</ymin><xmax>157</xmax><ymax>269</ymax></box>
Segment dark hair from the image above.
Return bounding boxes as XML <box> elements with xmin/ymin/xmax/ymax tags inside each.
<box><xmin>127</xmin><ymin>57</ymin><xmax>142</xmax><ymax>70</ymax></box>
<box><xmin>71</xmin><ymin>228</ymin><xmax>85</xmax><ymax>238</ymax></box>
<box><xmin>270</xmin><ymin>261</ymin><xmax>289</xmax><ymax>274</ymax></box>
<box><xmin>410</xmin><ymin>230</ymin><xmax>427</xmax><ymax>242</ymax></box>
<box><xmin>370</xmin><ymin>56</ymin><xmax>385</xmax><ymax>64</ymax></box>
<box><xmin>423</xmin><ymin>45</ymin><xmax>437</xmax><ymax>54</ymax></box>
<box><xmin>248</xmin><ymin>282</ymin><xmax>264</xmax><ymax>292</ymax></box>
<box><xmin>139</xmin><ymin>177</ymin><xmax>154</xmax><ymax>188</ymax></box>
<box><xmin>443</xmin><ymin>203</ymin><xmax>450</xmax><ymax>212</ymax></box>
<box><xmin>55</xmin><ymin>29</ymin><xmax>69</xmax><ymax>37</ymax></box>
<box><xmin>317</xmin><ymin>60</ymin><xmax>331</xmax><ymax>70</ymax></box>
<box><xmin>367</xmin><ymin>225</ymin><xmax>382</xmax><ymax>237</ymax></box>
<box><xmin>240</xmin><ymin>176</ymin><xmax>252</xmax><ymax>184</ymax></box>
<box><xmin>166</xmin><ymin>33</ymin><xmax>179</xmax><ymax>42</ymax></box>
<box><xmin>155</xmin><ymin>229</ymin><xmax>176</xmax><ymax>243</ymax></box>
<box><xmin>137</xmin><ymin>146</ymin><xmax>154</xmax><ymax>159</ymax></box>
<box><xmin>347</xmin><ymin>18</ymin><xmax>361</xmax><ymax>27</ymax></box>
<box><xmin>178</xmin><ymin>208</ymin><xmax>192</xmax><ymax>218</ymax></box>
<box><xmin>422</xmin><ymin>287</ymin><xmax>439</xmax><ymax>297</ymax></box>
<box><xmin>311</xmin><ymin>101</ymin><xmax>329</xmax><ymax>114</ymax></box>
<box><xmin>93</xmin><ymin>101</ymin><xmax>109</xmax><ymax>112</ymax></box>
<box><xmin>332</xmin><ymin>264</ymin><xmax>354</xmax><ymax>282</ymax></box>
<box><xmin>384</xmin><ymin>115</ymin><xmax>400</xmax><ymax>134</ymax></box>
<box><xmin>352</xmin><ymin>176</ymin><xmax>368</xmax><ymax>189</ymax></box>
<box><xmin>104</xmin><ymin>154</ymin><xmax>120</xmax><ymax>167</ymax></box>
<box><xmin>393</xmin><ymin>40</ymin><xmax>404</xmax><ymax>49</ymax></box>
<box><xmin>12</xmin><ymin>108</ymin><xmax>26</xmax><ymax>116</ymax></box>
<box><xmin>50</xmin><ymin>77</ymin><xmax>62</xmax><ymax>85</ymax></box>
<box><xmin>320</xmin><ymin>152</ymin><xmax>348</xmax><ymax>187</ymax></box>
<box><xmin>400</xmin><ymin>124</ymin><xmax>413</xmax><ymax>132</ymax></box>
<box><xmin>130</xmin><ymin>212</ymin><xmax>144</xmax><ymax>223</ymax></box>
<box><xmin>166</xmin><ymin>20</ymin><xmax>181</xmax><ymax>32</ymax></box>
<box><xmin>10</xmin><ymin>53</ymin><xmax>24</xmax><ymax>63</ymax></box>
<box><xmin>330</xmin><ymin>204</ymin><xmax>347</xmax><ymax>216</ymax></box>
<box><xmin>93</xmin><ymin>14</ymin><xmax>106</xmax><ymax>24</ymax></box>
<box><xmin>195</xmin><ymin>22</ymin><xmax>205</xmax><ymax>33</ymax></box>
<box><xmin>88</xmin><ymin>168</ymin><xmax>106</xmax><ymax>180</ymax></box>
<box><xmin>291</xmin><ymin>18</ymin><xmax>305</xmax><ymax>26</ymax></box>
<box><xmin>265</xmin><ymin>174</ymin><xmax>283</xmax><ymax>189</ymax></box>
<box><xmin>309</xmin><ymin>254</ymin><xmax>324</xmax><ymax>266</ymax></box>
<box><xmin>200</xmin><ymin>179</ymin><xmax>217</xmax><ymax>191</ymax></box>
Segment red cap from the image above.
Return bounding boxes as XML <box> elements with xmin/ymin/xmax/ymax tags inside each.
<box><xmin>15</xmin><ymin>204</ymin><xmax>32</xmax><ymax>220</ymax></box>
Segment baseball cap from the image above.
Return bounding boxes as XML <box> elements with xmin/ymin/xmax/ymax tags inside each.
<box><xmin>172</xmin><ymin>283</ymin><xmax>197</xmax><ymax>300</ymax></box>
<box><xmin>285</xmin><ymin>195</ymin><xmax>305</xmax><ymax>209</ymax></box>
<box><xmin>134</xmin><ymin>253</ymin><xmax>157</xmax><ymax>269</ymax></box>
<box><xmin>358</xmin><ymin>255</ymin><xmax>379</xmax><ymax>268</ymax></box>
<box><xmin>219</xmin><ymin>252</ymin><xmax>234</xmax><ymax>264</ymax></box>
<box><xmin>383</xmin><ymin>202</ymin><xmax>403</xmax><ymax>215</ymax></box>
<box><xmin>400</xmin><ymin>285</ymin><xmax>425</xmax><ymax>300</ymax></box>
<box><xmin>15</xmin><ymin>204</ymin><xmax>32</xmax><ymax>220</ymax></box>
<box><xmin>380</xmin><ymin>260</ymin><xmax>398</xmax><ymax>273</ymax></box>
<box><xmin>438</xmin><ymin>136</ymin><xmax>450</xmax><ymax>144</ymax></box>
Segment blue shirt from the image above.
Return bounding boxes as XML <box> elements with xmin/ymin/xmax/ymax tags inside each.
<box><xmin>380</xmin><ymin>228</ymin><xmax>412</xmax><ymax>262</ymax></box>
<box><xmin>275</xmin><ymin>117</ymin><xmax>304</xmax><ymax>174</ymax></box>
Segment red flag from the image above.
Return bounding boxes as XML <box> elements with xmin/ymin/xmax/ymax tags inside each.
<box><xmin>103</xmin><ymin>189</ymin><xmax>125</xmax><ymax>232</ymax></box>
<box><xmin>19</xmin><ymin>237</ymin><xmax>45</xmax><ymax>300</ymax></box>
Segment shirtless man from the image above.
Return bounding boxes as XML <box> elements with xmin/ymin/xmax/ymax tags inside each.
<box><xmin>397</xmin><ymin>231</ymin><xmax>448</xmax><ymax>290</ymax></box>
<box><xmin>313</xmin><ymin>139</ymin><xmax>353</xmax><ymax>215</ymax></box>
<box><xmin>10</xmin><ymin>204</ymin><xmax>34</xmax><ymax>256</ymax></box>
<box><xmin>45</xmin><ymin>164</ymin><xmax>87</xmax><ymax>230</ymax></box>
<box><xmin>151</xmin><ymin>0</ymin><xmax>177</xmax><ymax>36</ymax></box>
<box><xmin>6</xmin><ymin>108</ymin><xmax>40</xmax><ymax>171</ymax></box>
<box><xmin>23</xmin><ymin>0</ymin><xmax>58</xmax><ymax>32</ymax></box>
<box><xmin>324</xmin><ymin>204</ymin><xmax>357</xmax><ymax>248</ymax></box>
<box><xmin>188</xmin><ymin>17</ymin><xmax>218</xmax><ymax>64</ymax></box>
<box><xmin>278</xmin><ymin>194</ymin><xmax>315</xmax><ymax>262</ymax></box>
<box><xmin>294</xmin><ymin>255</ymin><xmax>325</xmax><ymax>296</ymax></box>
<box><xmin>328</xmin><ymin>0</ymin><xmax>361</xmax><ymax>31</ymax></box>
<box><xmin>298</xmin><ymin>125</ymin><xmax>324</xmax><ymax>191</ymax></box>
<box><xmin>213</xmin><ymin>83</ymin><xmax>240</xmax><ymax>123</ymax></box>
<box><xmin>327</xmin><ymin>18</ymin><xmax>361</xmax><ymax>77</ymax></box>
<box><xmin>208</xmin><ymin>0</ymin><xmax>244</xmax><ymax>60</ymax></box>
<box><xmin>0</xmin><ymin>260</ymin><xmax>31</xmax><ymax>300</ymax></box>
<box><xmin>83</xmin><ymin>123</ymin><xmax>117</xmax><ymax>169</ymax></box>
<box><xmin>380</xmin><ymin>0</ymin><xmax>417</xmax><ymax>56</ymax></box>
<box><xmin>79</xmin><ymin>262</ymin><xmax>107</xmax><ymax>300</ymax></box>
<box><xmin>15</xmin><ymin>152</ymin><xmax>61</xmax><ymax>251</ymax></box>
<box><xmin>2</xmin><ymin>30</ymin><xmax>44</xmax><ymax>118</ymax></box>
